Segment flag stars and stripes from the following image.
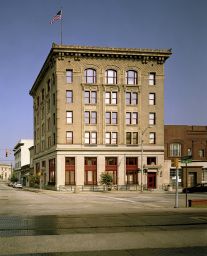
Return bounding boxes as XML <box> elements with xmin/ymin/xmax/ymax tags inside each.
<box><xmin>50</xmin><ymin>10</ymin><xmax>62</xmax><ymax>24</ymax></box>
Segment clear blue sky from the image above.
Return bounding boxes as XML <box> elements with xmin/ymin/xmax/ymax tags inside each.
<box><xmin>0</xmin><ymin>0</ymin><xmax>206</xmax><ymax>161</ymax></box>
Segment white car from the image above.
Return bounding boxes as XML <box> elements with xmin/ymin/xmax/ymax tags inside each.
<box><xmin>13</xmin><ymin>183</ymin><xmax>23</xmax><ymax>189</ymax></box>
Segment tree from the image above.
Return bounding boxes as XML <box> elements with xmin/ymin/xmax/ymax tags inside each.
<box><xmin>10</xmin><ymin>174</ymin><xmax>18</xmax><ymax>183</ymax></box>
<box><xmin>100</xmin><ymin>172</ymin><xmax>113</xmax><ymax>191</ymax></box>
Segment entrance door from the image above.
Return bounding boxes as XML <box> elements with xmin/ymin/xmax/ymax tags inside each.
<box><xmin>147</xmin><ymin>172</ymin><xmax>156</xmax><ymax>189</ymax></box>
<box><xmin>188</xmin><ymin>172</ymin><xmax>197</xmax><ymax>187</ymax></box>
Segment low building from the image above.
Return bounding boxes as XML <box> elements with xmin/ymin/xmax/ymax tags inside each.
<box><xmin>164</xmin><ymin>125</ymin><xmax>207</xmax><ymax>187</ymax></box>
<box><xmin>0</xmin><ymin>163</ymin><xmax>12</xmax><ymax>181</ymax></box>
<box><xmin>13</xmin><ymin>139</ymin><xmax>34</xmax><ymax>184</ymax></box>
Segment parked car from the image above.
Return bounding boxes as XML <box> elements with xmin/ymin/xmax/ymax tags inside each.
<box><xmin>8</xmin><ymin>182</ymin><xmax>14</xmax><ymax>187</ymax></box>
<box><xmin>182</xmin><ymin>183</ymin><xmax>207</xmax><ymax>193</ymax></box>
<box><xmin>13</xmin><ymin>183</ymin><xmax>23</xmax><ymax>189</ymax></box>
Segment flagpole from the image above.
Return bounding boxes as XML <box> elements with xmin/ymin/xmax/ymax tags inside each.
<box><xmin>60</xmin><ymin>9</ymin><xmax>63</xmax><ymax>45</ymax></box>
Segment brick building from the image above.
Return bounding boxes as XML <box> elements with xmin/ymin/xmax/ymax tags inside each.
<box><xmin>30</xmin><ymin>44</ymin><xmax>171</xmax><ymax>190</ymax></box>
<box><xmin>164</xmin><ymin>125</ymin><xmax>207</xmax><ymax>187</ymax></box>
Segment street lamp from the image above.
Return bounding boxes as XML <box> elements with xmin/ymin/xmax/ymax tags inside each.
<box><xmin>140</xmin><ymin>126</ymin><xmax>152</xmax><ymax>192</ymax></box>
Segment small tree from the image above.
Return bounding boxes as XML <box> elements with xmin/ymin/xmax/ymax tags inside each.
<box><xmin>10</xmin><ymin>174</ymin><xmax>18</xmax><ymax>183</ymax></box>
<box><xmin>100</xmin><ymin>172</ymin><xmax>113</xmax><ymax>191</ymax></box>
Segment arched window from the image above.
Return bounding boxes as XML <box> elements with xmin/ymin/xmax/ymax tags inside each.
<box><xmin>126</xmin><ymin>70</ymin><xmax>137</xmax><ymax>85</ymax></box>
<box><xmin>170</xmin><ymin>143</ymin><xmax>181</xmax><ymax>157</ymax></box>
<box><xmin>105</xmin><ymin>69</ymin><xmax>117</xmax><ymax>84</ymax></box>
<box><xmin>84</xmin><ymin>69</ymin><xmax>96</xmax><ymax>84</ymax></box>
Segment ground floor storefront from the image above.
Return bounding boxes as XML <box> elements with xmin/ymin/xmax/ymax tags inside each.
<box><xmin>33</xmin><ymin>148</ymin><xmax>169</xmax><ymax>191</ymax></box>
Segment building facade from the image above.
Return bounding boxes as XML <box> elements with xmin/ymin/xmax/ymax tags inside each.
<box><xmin>30</xmin><ymin>44</ymin><xmax>171</xmax><ymax>190</ymax></box>
<box><xmin>0</xmin><ymin>163</ymin><xmax>12</xmax><ymax>181</ymax></box>
<box><xmin>164</xmin><ymin>125</ymin><xmax>207</xmax><ymax>187</ymax></box>
<box><xmin>13</xmin><ymin>139</ymin><xmax>34</xmax><ymax>183</ymax></box>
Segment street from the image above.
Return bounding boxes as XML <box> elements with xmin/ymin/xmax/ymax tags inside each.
<box><xmin>0</xmin><ymin>182</ymin><xmax>207</xmax><ymax>255</ymax></box>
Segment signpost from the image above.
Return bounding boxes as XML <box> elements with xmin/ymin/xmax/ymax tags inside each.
<box><xmin>181</xmin><ymin>156</ymin><xmax>192</xmax><ymax>207</ymax></box>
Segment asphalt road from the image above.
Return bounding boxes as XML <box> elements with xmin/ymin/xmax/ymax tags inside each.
<box><xmin>0</xmin><ymin>182</ymin><xmax>206</xmax><ymax>255</ymax></box>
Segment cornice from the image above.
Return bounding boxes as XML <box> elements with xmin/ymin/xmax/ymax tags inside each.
<box><xmin>29</xmin><ymin>43</ymin><xmax>172</xmax><ymax>96</ymax></box>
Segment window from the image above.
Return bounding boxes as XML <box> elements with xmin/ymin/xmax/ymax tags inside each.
<box><xmin>66</xmin><ymin>111</ymin><xmax>73</xmax><ymax>124</ymax></box>
<box><xmin>47</xmin><ymin>118</ymin><xmax>50</xmax><ymax>131</ymax></box>
<box><xmin>105</xmin><ymin>132</ymin><xmax>117</xmax><ymax>145</ymax></box>
<box><xmin>126</xmin><ymin>112</ymin><xmax>138</xmax><ymax>125</ymax></box>
<box><xmin>84</xmin><ymin>132</ymin><xmax>97</xmax><ymax>144</ymax></box>
<box><xmin>126</xmin><ymin>132</ymin><xmax>138</xmax><ymax>145</ymax></box>
<box><xmin>65</xmin><ymin>157</ymin><xmax>75</xmax><ymax>185</ymax></box>
<box><xmin>53</xmin><ymin>113</ymin><xmax>55</xmax><ymax>125</ymax></box>
<box><xmin>126</xmin><ymin>92</ymin><xmax>138</xmax><ymax>105</ymax></box>
<box><xmin>105</xmin><ymin>69</ymin><xmax>117</xmax><ymax>84</ymax></box>
<box><xmin>53</xmin><ymin>93</ymin><xmax>55</xmax><ymax>105</ymax></box>
<box><xmin>84</xmin><ymin>69</ymin><xmax>96</xmax><ymax>84</ymax></box>
<box><xmin>66</xmin><ymin>69</ymin><xmax>73</xmax><ymax>83</ymax></box>
<box><xmin>170</xmin><ymin>143</ymin><xmax>181</xmax><ymax>157</ymax></box>
<box><xmin>42</xmin><ymin>89</ymin><xmax>45</xmax><ymax>101</ymax></box>
<box><xmin>126</xmin><ymin>70</ymin><xmax>137</xmax><ymax>85</ymax></box>
<box><xmin>66</xmin><ymin>90</ymin><xmax>73</xmax><ymax>103</ymax></box>
<box><xmin>105</xmin><ymin>112</ymin><xmax>118</xmax><ymax>124</ymax></box>
<box><xmin>105</xmin><ymin>92</ymin><xmax>117</xmax><ymax>104</ymax></box>
<box><xmin>84</xmin><ymin>91</ymin><xmax>97</xmax><ymax>104</ymax></box>
<box><xmin>147</xmin><ymin>157</ymin><xmax>157</xmax><ymax>165</ymax></box>
<box><xmin>105</xmin><ymin>157</ymin><xmax>117</xmax><ymax>184</ymax></box>
<box><xmin>149</xmin><ymin>112</ymin><xmax>156</xmax><ymax>125</ymax></box>
<box><xmin>149</xmin><ymin>93</ymin><xmax>156</xmax><ymax>105</ymax></box>
<box><xmin>84</xmin><ymin>157</ymin><xmax>97</xmax><ymax>185</ymax></box>
<box><xmin>49</xmin><ymin>159</ymin><xmax>56</xmax><ymax>184</ymax></box>
<box><xmin>47</xmin><ymin>79</ymin><xmax>51</xmax><ymax>94</ymax></box>
<box><xmin>149</xmin><ymin>72</ymin><xmax>156</xmax><ymax>85</ymax></box>
<box><xmin>84</xmin><ymin>111</ymin><xmax>97</xmax><ymax>124</ymax></box>
<box><xmin>199</xmin><ymin>149</ymin><xmax>205</xmax><ymax>157</ymax></box>
<box><xmin>149</xmin><ymin>132</ymin><xmax>156</xmax><ymax>144</ymax></box>
<box><xmin>187</xmin><ymin>148</ymin><xmax>192</xmax><ymax>156</ymax></box>
<box><xmin>66</xmin><ymin>131</ymin><xmax>73</xmax><ymax>144</ymax></box>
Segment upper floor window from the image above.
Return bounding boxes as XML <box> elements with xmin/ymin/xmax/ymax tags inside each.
<box><xmin>149</xmin><ymin>112</ymin><xmax>156</xmax><ymax>125</ymax></box>
<box><xmin>105</xmin><ymin>132</ymin><xmax>118</xmax><ymax>145</ymax></box>
<box><xmin>84</xmin><ymin>69</ymin><xmax>96</xmax><ymax>84</ymax></box>
<box><xmin>66</xmin><ymin>131</ymin><xmax>73</xmax><ymax>144</ymax></box>
<box><xmin>105</xmin><ymin>92</ymin><xmax>117</xmax><ymax>104</ymax></box>
<box><xmin>84</xmin><ymin>91</ymin><xmax>97</xmax><ymax>104</ymax></box>
<box><xmin>47</xmin><ymin>79</ymin><xmax>51</xmax><ymax>94</ymax></box>
<box><xmin>126</xmin><ymin>112</ymin><xmax>138</xmax><ymax>125</ymax></box>
<box><xmin>149</xmin><ymin>93</ymin><xmax>156</xmax><ymax>105</ymax></box>
<box><xmin>126</xmin><ymin>132</ymin><xmax>138</xmax><ymax>145</ymax></box>
<box><xmin>170</xmin><ymin>143</ymin><xmax>181</xmax><ymax>157</ymax></box>
<box><xmin>66</xmin><ymin>111</ymin><xmax>73</xmax><ymax>124</ymax></box>
<box><xmin>149</xmin><ymin>72</ymin><xmax>156</xmax><ymax>85</ymax></box>
<box><xmin>66</xmin><ymin>90</ymin><xmax>73</xmax><ymax>103</ymax></box>
<box><xmin>105</xmin><ymin>69</ymin><xmax>117</xmax><ymax>84</ymax></box>
<box><xmin>126</xmin><ymin>92</ymin><xmax>138</xmax><ymax>105</ymax></box>
<box><xmin>84</xmin><ymin>111</ymin><xmax>97</xmax><ymax>124</ymax></box>
<box><xmin>126</xmin><ymin>70</ymin><xmax>137</xmax><ymax>85</ymax></box>
<box><xmin>149</xmin><ymin>132</ymin><xmax>156</xmax><ymax>144</ymax></box>
<box><xmin>105</xmin><ymin>112</ymin><xmax>118</xmax><ymax>125</ymax></box>
<box><xmin>199</xmin><ymin>149</ymin><xmax>205</xmax><ymax>158</ymax></box>
<box><xmin>85</xmin><ymin>131</ymin><xmax>97</xmax><ymax>145</ymax></box>
<box><xmin>66</xmin><ymin>69</ymin><xmax>73</xmax><ymax>83</ymax></box>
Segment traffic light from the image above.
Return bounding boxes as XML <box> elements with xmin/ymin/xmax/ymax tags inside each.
<box><xmin>171</xmin><ymin>158</ymin><xmax>179</xmax><ymax>168</ymax></box>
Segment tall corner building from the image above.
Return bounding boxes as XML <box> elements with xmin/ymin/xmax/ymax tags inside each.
<box><xmin>29</xmin><ymin>44</ymin><xmax>171</xmax><ymax>190</ymax></box>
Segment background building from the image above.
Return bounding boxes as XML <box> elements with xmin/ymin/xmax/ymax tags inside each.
<box><xmin>13</xmin><ymin>139</ymin><xmax>34</xmax><ymax>184</ymax></box>
<box><xmin>0</xmin><ymin>163</ymin><xmax>12</xmax><ymax>181</ymax></box>
<box><xmin>164</xmin><ymin>125</ymin><xmax>207</xmax><ymax>187</ymax></box>
<box><xmin>30</xmin><ymin>44</ymin><xmax>171</xmax><ymax>190</ymax></box>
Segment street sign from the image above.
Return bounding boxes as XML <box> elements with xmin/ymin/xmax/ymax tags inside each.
<box><xmin>181</xmin><ymin>155</ymin><xmax>192</xmax><ymax>164</ymax></box>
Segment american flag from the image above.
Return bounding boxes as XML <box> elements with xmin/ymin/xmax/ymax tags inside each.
<box><xmin>50</xmin><ymin>10</ymin><xmax>62</xmax><ymax>24</ymax></box>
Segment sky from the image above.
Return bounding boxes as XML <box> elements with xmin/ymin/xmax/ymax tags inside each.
<box><xmin>0</xmin><ymin>0</ymin><xmax>207</xmax><ymax>162</ymax></box>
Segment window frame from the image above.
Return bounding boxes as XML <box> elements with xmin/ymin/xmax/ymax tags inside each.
<box><xmin>66</xmin><ymin>69</ymin><xmax>73</xmax><ymax>84</ymax></box>
<box><xmin>105</xmin><ymin>69</ymin><xmax>117</xmax><ymax>84</ymax></box>
<box><xmin>66</xmin><ymin>131</ymin><xmax>73</xmax><ymax>144</ymax></box>
<box><xmin>126</xmin><ymin>70</ymin><xmax>138</xmax><ymax>85</ymax></box>
<box><xmin>66</xmin><ymin>111</ymin><xmax>73</xmax><ymax>124</ymax></box>
<box><xmin>84</xmin><ymin>68</ymin><xmax>97</xmax><ymax>84</ymax></box>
